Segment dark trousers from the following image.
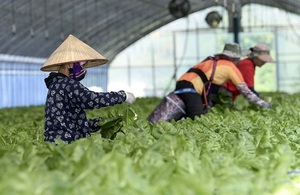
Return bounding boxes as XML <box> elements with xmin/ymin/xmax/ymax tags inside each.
<box><xmin>175</xmin><ymin>81</ymin><xmax>203</xmax><ymax>119</ymax></box>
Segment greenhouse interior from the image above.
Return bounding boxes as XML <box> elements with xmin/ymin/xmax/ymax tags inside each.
<box><xmin>1</xmin><ymin>0</ymin><xmax>300</xmax><ymax>194</ymax></box>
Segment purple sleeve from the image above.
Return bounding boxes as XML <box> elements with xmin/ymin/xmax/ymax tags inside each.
<box><xmin>236</xmin><ymin>82</ymin><xmax>271</xmax><ymax>108</ymax></box>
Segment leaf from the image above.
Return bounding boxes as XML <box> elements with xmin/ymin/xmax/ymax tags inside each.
<box><xmin>98</xmin><ymin>106</ymin><xmax>138</xmax><ymax>139</ymax></box>
<box><xmin>123</xmin><ymin>107</ymin><xmax>138</xmax><ymax>126</ymax></box>
<box><xmin>98</xmin><ymin>117</ymin><xmax>123</xmax><ymax>139</ymax></box>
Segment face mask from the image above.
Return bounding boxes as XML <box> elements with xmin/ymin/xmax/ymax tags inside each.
<box><xmin>69</xmin><ymin>62</ymin><xmax>87</xmax><ymax>81</ymax></box>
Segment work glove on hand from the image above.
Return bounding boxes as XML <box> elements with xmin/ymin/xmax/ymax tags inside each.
<box><xmin>266</xmin><ymin>102</ymin><xmax>272</xmax><ymax>109</ymax></box>
<box><xmin>266</xmin><ymin>97</ymin><xmax>272</xmax><ymax>108</ymax></box>
<box><xmin>125</xmin><ymin>92</ymin><xmax>136</xmax><ymax>104</ymax></box>
<box><xmin>262</xmin><ymin>101</ymin><xmax>272</xmax><ymax>109</ymax></box>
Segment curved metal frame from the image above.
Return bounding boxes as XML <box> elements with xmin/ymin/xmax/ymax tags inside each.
<box><xmin>0</xmin><ymin>0</ymin><xmax>298</xmax><ymax>63</ymax></box>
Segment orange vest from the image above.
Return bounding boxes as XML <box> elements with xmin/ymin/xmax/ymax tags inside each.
<box><xmin>177</xmin><ymin>59</ymin><xmax>244</xmax><ymax>95</ymax></box>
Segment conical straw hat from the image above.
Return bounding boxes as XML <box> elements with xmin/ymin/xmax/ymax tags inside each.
<box><xmin>40</xmin><ymin>34</ymin><xmax>108</xmax><ymax>71</ymax></box>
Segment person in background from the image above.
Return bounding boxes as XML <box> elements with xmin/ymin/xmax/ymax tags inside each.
<box><xmin>224</xmin><ymin>43</ymin><xmax>275</xmax><ymax>101</ymax></box>
<box><xmin>40</xmin><ymin>34</ymin><xmax>136</xmax><ymax>144</ymax></box>
<box><xmin>147</xmin><ymin>43</ymin><xmax>271</xmax><ymax>124</ymax></box>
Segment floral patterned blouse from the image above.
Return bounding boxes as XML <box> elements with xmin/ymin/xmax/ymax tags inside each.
<box><xmin>44</xmin><ymin>73</ymin><xmax>126</xmax><ymax>144</ymax></box>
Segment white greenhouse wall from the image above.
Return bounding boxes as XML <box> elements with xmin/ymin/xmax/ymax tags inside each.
<box><xmin>0</xmin><ymin>54</ymin><xmax>108</xmax><ymax>108</ymax></box>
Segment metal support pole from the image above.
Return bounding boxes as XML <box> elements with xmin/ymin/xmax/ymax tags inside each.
<box><xmin>231</xmin><ymin>0</ymin><xmax>241</xmax><ymax>43</ymax></box>
<box><xmin>172</xmin><ymin>31</ymin><xmax>177</xmax><ymax>81</ymax></box>
<box><xmin>151</xmin><ymin>45</ymin><xmax>156</xmax><ymax>96</ymax></box>
<box><xmin>196</xmin><ymin>28</ymin><xmax>200</xmax><ymax>62</ymax></box>
<box><xmin>233</xmin><ymin>16</ymin><xmax>239</xmax><ymax>43</ymax></box>
<box><xmin>127</xmin><ymin>53</ymin><xmax>131</xmax><ymax>88</ymax></box>
<box><xmin>274</xmin><ymin>28</ymin><xmax>279</xmax><ymax>92</ymax></box>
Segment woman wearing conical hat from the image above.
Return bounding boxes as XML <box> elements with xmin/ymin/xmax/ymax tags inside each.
<box><xmin>41</xmin><ymin>34</ymin><xmax>135</xmax><ymax>144</ymax></box>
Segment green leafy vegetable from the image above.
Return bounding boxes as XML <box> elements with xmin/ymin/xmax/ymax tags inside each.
<box><xmin>1</xmin><ymin>94</ymin><xmax>300</xmax><ymax>194</ymax></box>
<box><xmin>98</xmin><ymin>106</ymin><xmax>137</xmax><ymax>139</ymax></box>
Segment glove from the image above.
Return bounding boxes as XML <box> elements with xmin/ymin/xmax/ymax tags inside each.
<box><xmin>267</xmin><ymin>102</ymin><xmax>272</xmax><ymax>108</ymax></box>
<box><xmin>263</xmin><ymin>101</ymin><xmax>272</xmax><ymax>109</ymax></box>
<box><xmin>125</xmin><ymin>92</ymin><xmax>136</xmax><ymax>104</ymax></box>
<box><xmin>266</xmin><ymin>97</ymin><xmax>272</xmax><ymax>108</ymax></box>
